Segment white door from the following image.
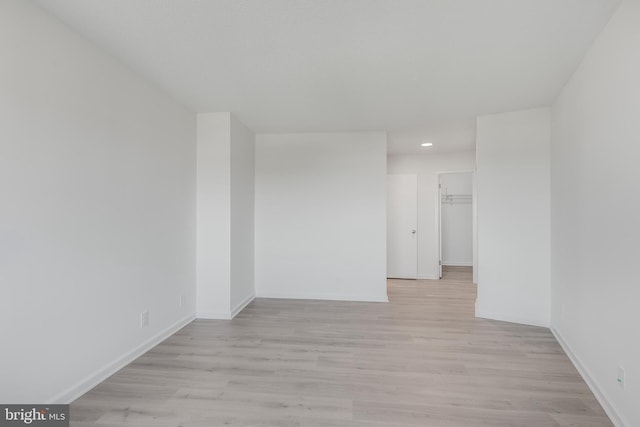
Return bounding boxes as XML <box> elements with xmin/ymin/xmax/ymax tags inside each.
<box><xmin>387</xmin><ymin>174</ymin><xmax>418</xmax><ymax>279</ymax></box>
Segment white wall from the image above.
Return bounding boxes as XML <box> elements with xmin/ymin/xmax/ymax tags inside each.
<box><xmin>476</xmin><ymin>108</ymin><xmax>551</xmax><ymax>327</ymax></box>
<box><xmin>388</xmin><ymin>151</ymin><xmax>476</xmax><ymax>279</ymax></box>
<box><xmin>440</xmin><ymin>173</ymin><xmax>473</xmax><ymax>266</ymax></box>
<box><xmin>196</xmin><ymin>113</ymin><xmax>231</xmax><ymax>318</ymax></box>
<box><xmin>0</xmin><ymin>0</ymin><xmax>196</xmax><ymax>403</ymax></box>
<box><xmin>255</xmin><ymin>132</ymin><xmax>388</xmax><ymax>302</ymax></box>
<box><xmin>551</xmin><ymin>1</ymin><xmax>639</xmax><ymax>425</ymax></box>
<box><xmin>197</xmin><ymin>112</ymin><xmax>255</xmax><ymax>319</ymax></box>
<box><xmin>230</xmin><ymin>115</ymin><xmax>255</xmax><ymax>315</ymax></box>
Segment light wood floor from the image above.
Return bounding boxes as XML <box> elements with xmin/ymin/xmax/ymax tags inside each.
<box><xmin>71</xmin><ymin>267</ymin><xmax>613</xmax><ymax>426</ymax></box>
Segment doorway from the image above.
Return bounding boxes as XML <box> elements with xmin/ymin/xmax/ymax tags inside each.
<box><xmin>438</xmin><ymin>172</ymin><xmax>473</xmax><ymax>279</ymax></box>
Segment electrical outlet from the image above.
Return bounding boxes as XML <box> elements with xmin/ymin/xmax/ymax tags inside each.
<box><xmin>179</xmin><ymin>294</ymin><xmax>185</xmax><ymax>308</ymax></box>
<box><xmin>140</xmin><ymin>310</ymin><xmax>149</xmax><ymax>328</ymax></box>
<box><xmin>617</xmin><ymin>366</ymin><xmax>625</xmax><ymax>390</ymax></box>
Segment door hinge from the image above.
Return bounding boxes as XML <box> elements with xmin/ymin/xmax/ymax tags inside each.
<box><xmin>439</xmin><ymin>260</ymin><xmax>442</xmax><ymax>265</ymax></box>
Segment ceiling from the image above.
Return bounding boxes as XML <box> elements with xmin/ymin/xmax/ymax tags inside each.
<box><xmin>35</xmin><ymin>0</ymin><xmax>619</xmax><ymax>150</ymax></box>
<box><xmin>388</xmin><ymin>121</ymin><xmax>477</xmax><ymax>155</ymax></box>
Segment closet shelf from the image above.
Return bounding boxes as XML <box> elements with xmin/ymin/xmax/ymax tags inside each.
<box><xmin>441</xmin><ymin>194</ymin><xmax>472</xmax><ymax>205</ymax></box>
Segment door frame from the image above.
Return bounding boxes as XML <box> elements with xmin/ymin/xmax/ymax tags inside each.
<box><xmin>436</xmin><ymin>170</ymin><xmax>476</xmax><ymax>280</ymax></box>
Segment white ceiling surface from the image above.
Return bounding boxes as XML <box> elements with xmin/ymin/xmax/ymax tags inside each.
<box><xmin>388</xmin><ymin>122</ymin><xmax>476</xmax><ymax>155</ymax></box>
<box><xmin>35</xmin><ymin>0</ymin><xmax>619</xmax><ymax>138</ymax></box>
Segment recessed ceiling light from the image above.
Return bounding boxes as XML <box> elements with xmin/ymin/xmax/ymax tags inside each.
<box><xmin>421</xmin><ymin>142</ymin><xmax>433</xmax><ymax>147</ymax></box>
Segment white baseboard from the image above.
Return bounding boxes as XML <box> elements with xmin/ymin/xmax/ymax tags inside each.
<box><xmin>197</xmin><ymin>293</ymin><xmax>255</xmax><ymax>320</ymax></box>
<box><xmin>196</xmin><ymin>310</ymin><xmax>232</xmax><ymax>320</ymax></box>
<box><xmin>442</xmin><ymin>262</ymin><xmax>473</xmax><ymax>267</ymax></box>
<box><xmin>551</xmin><ymin>328</ymin><xmax>627</xmax><ymax>427</ymax></box>
<box><xmin>475</xmin><ymin>308</ymin><xmax>549</xmax><ymax>328</ymax></box>
<box><xmin>255</xmin><ymin>292</ymin><xmax>389</xmax><ymax>303</ymax></box>
<box><xmin>49</xmin><ymin>313</ymin><xmax>195</xmax><ymax>404</ymax></box>
<box><xmin>230</xmin><ymin>293</ymin><xmax>255</xmax><ymax>318</ymax></box>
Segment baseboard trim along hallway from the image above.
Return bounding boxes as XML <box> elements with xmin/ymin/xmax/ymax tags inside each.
<box><xmin>49</xmin><ymin>313</ymin><xmax>195</xmax><ymax>404</ymax></box>
<box><xmin>230</xmin><ymin>293</ymin><xmax>256</xmax><ymax>319</ymax></box>
<box><xmin>552</xmin><ymin>328</ymin><xmax>628</xmax><ymax>427</ymax></box>
<box><xmin>255</xmin><ymin>292</ymin><xmax>389</xmax><ymax>303</ymax></box>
